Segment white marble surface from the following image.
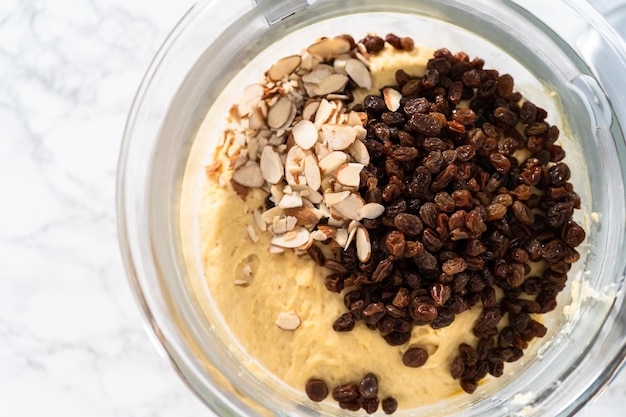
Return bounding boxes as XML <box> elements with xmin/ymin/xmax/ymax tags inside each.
<box><xmin>0</xmin><ymin>0</ymin><xmax>625</xmax><ymax>416</ymax></box>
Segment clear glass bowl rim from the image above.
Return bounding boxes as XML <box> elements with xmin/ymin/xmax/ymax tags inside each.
<box><xmin>117</xmin><ymin>0</ymin><xmax>626</xmax><ymax>416</ymax></box>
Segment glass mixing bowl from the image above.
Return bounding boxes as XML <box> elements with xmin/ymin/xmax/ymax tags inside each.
<box><xmin>117</xmin><ymin>0</ymin><xmax>626</xmax><ymax>415</ymax></box>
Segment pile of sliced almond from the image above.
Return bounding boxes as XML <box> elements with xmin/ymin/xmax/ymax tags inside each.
<box><xmin>215</xmin><ymin>35</ymin><xmax>386</xmax><ymax>265</ymax></box>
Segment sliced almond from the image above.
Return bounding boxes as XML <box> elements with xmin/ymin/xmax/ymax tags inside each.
<box><xmin>334</xmin><ymin>227</ymin><xmax>349</xmax><ymax>246</ymax></box>
<box><xmin>307</xmin><ymin>37</ymin><xmax>351</xmax><ymax>60</ymax></box>
<box><xmin>279</xmin><ymin>192</ymin><xmax>303</xmax><ymax>209</ymax></box>
<box><xmin>300</xmin><ymin>51</ymin><xmax>315</xmax><ymax>71</ymax></box>
<box><xmin>345</xmin><ymin>58</ymin><xmax>372</xmax><ymax>90</ymax></box>
<box><xmin>267</xmin><ymin>97</ymin><xmax>293</xmax><ymax>129</ymax></box>
<box><xmin>285</xmin><ymin>215</ymin><xmax>298</xmax><ymax>231</ymax></box>
<box><xmin>305</xmin><ymin>187</ymin><xmax>323</xmax><ymax>205</ymax></box>
<box><xmin>317</xmin><ymin>225</ymin><xmax>337</xmax><ymax>239</ymax></box>
<box><xmin>260</xmin><ymin>146</ymin><xmax>284</xmax><ymax>184</ymax></box>
<box><xmin>383</xmin><ymin>87</ymin><xmax>403</xmax><ymax>111</ymax></box>
<box><xmin>314</xmin><ymin>99</ymin><xmax>335</xmax><ymax>128</ymax></box>
<box><xmin>324</xmin><ymin>190</ymin><xmax>351</xmax><ymax>207</ymax></box>
<box><xmin>247</xmin><ymin>224</ymin><xmax>259</xmax><ymax>243</ymax></box>
<box><xmin>271</xmin><ymin>227</ymin><xmax>310</xmax><ymax>248</ymax></box>
<box><xmin>262</xmin><ymin>206</ymin><xmax>283</xmax><ymax>224</ymax></box>
<box><xmin>315</xmin><ymin>142</ymin><xmax>331</xmax><ymax>161</ymax></box>
<box><xmin>334</xmin><ymin>163</ymin><xmax>364</xmax><ymax>187</ymax></box>
<box><xmin>284</xmin><ymin>206</ymin><xmax>319</xmax><ymax>226</ymax></box>
<box><xmin>238</xmin><ymin>84</ymin><xmax>264</xmax><ymax>116</ymax></box>
<box><xmin>356</xmin><ymin>226</ymin><xmax>371</xmax><ymax>262</ymax></box>
<box><xmin>333</xmin><ymin>53</ymin><xmax>351</xmax><ymax>74</ymax></box>
<box><xmin>248</xmin><ymin>106</ymin><xmax>267</xmax><ymax>130</ymax></box>
<box><xmin>353</xmin><ymin>125</ymin><xmax>367</xmax><ymax>141</ymax></box>
<box><xmin>273</xmin><ymin>216</ymin><xmax>297</xmax><ymax>234</ymax></box>
<box><xmin>269</xmin><ymin>184</ymin><xmax>284</xmax><ymax>207</ymax></box>
<box><xmin>268</xmin><ymin>55</ymin><xmax>302</xmax><ymax>81</ymax></box>
<box><xmin>345</xmin><ymin>220</ymin><xmax>361</xmax><ymax>248</ymax></box>
<box><xmin>317</xmin><ymin>202</ymin><xmax>331</xmax><ymax>218</ymax></box>
<box><xmin>311</xmin><ymin>230</ymin><xmax>330</xmax><ymax>241</ymax></box>
<box><xmin>358</xmin><ymin>202</ymin><xmax>385</xmax><ymax>219</ymax></box>
<box><xmin>318</xmin><ymin>151</ymin><xmax>347</xmax><ymax>174</ymax></box>
<box><xmin>315</xmin><ymin>74</ymin><xmax>349</xmax><ymax>96</ymax></box>
<box><xmin>327</xmin><ymin>214</ymin><xmax>345</xmax><ymax>227</ymax></box>
<box><xmin>304</xmin><ymin>154</ymin><xmax>322</xmax><ymax>191</ymax></box>
<box><xmin>253</xmin><ymin>209</ymin><xmax>267</xmax><ymax>231</ymax></box>
<box><xmin>292</xmin><ymin>120</ymin><xmax>319</xmax><ymax>150</ymax></box>
<box><xmin>321</xmin><ymin>124</ymin><xmax>357</xmax><ymax>150</ymax></box>
<box><xmin>347</xmin><ymin>139</ymin><xmax>370</xmax><ymax>165</ymax></box>
<box><xmin>347</xmin><ymin>111</ymin><xmax>364</xmax><ymax>127</ymax></box>
<box><xmin>268</xmin><ymin>245</ymin><xmax>285</xmax><ymax>254</ymax></box>
<box><xmin>275</xmin><ymin>310</ymin><xmax>301</xmax><ymax>331</ymax></box>
<box><xmin>247</xmin><ymin>137</ymin><xmax>260</xmax><ymax>161</ymax></box>
<box><xmin>302</xmin><ymin>66</ymin><xmax>333</xmax><ymax>84</ymax></box>
<box><xmin>302</xmin><ymin>99</ymin><xmax>321</xmax><ymax>121</ymax></box>
<box><xmin>284</xmin><ymin>145</ymin><xmax>305</xmax><ymax>186</ymax></box>
<box><xmin>232</xmin><ymin>162</ymin><xmax>264</xmax><ymax>188</ymax></box>
<box><xmin>332</xmin><ymin>193</ymin><xmax>365</xmax><ymax>220</ymax></box>
<box><xmin>279</xmin><ymin>100</ymin><xmax>297</xmax><ymax>131</ymax></box>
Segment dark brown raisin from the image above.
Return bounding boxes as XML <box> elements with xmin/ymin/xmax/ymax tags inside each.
<box><xmin>332</xmin><ymin>383</ymin><xmax>360</xmax><ymax>402</ymax></box>
<box><xmin>333</xmin><ymin>312</ymin><xmax>355</xmax><ymax>332</ymax></box>
<box><xmin>403</xmin><ymin>347</ymin><xmax>429</xmax><ymax>367</ymax></box>
<box><xmin>361</xmin><ymin>35</ymin><xmax>385</xmax><ymax>53</ymax></box>
<box><xmin>382</xmin><ymin>397</ymin><xmax>398</xmax><ymax>415</ymax></box>
<box><xmin>306</xmin><ymin>379</ymin><xmax>329</xmax><ymax>402</ymax></box>
<box><xmin>359</xmin><ymin>373</ymin><xmax>379</xmax><ymax>399</ymax></box>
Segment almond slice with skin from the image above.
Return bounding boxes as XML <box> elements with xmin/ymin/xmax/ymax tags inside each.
<box><xmin>260</xmin><ymin>146</ymin><xmax>284</xmax><ymax>184</ymax></box>
<box><xmin>315</xmin><ymin>74</ymin><xmax>349</xmax><ymax>96</ymax></box>
<box><xmin>356</xmin><ymin>226</ymin><xmax>372</xmax><ymax>262</ymax></box>
<box><xmin>321</xmin><ymin>124</ymin><xmax>357</xmax><ymax>150</ymax></box>
<box><xmin>384</xmin><ymin>87</ymin><xmax>403</xmax><ymax>111</ymax></box>
<box><xmin>345</xmin><ymin>58</ymin><xmax>372</xmax><ymax>90</ymax></box>
<box><xmin>358</xmin><ymin>202</ymin><xmax>385</xmax><ymax>219</ymax></box>
<box><xmin>268</xmin><ymin>96</ymin><xmax>293</xmax><ymax>129</ymax></box>
<box><xmin>307</xmin><ymin>37</ymin><xmax>351</xmax><ymax>60</ymax></box>
<box><xmin>302</xmin><ymin>99</ymin><xmax>321</xmax><ymax>121</ymax></box>
<box><xmin>268</xmin><ymin>55</ymin><xmax>301</xmax><ymax>81</ymax></box>
<box><xmin>284</xmin><ymin>206</ymin><xmax>319</xmax><ymax>226</ymax></box>
<box><xmin>292</xmin><ymin>120</ymin><xmax>319</xmax><ymax>150</ymax></box>
<box><xmin>334</xmin><ymin>163</ymin><xmax>364</xmax><ymax>187</ymax></box>
<box><xmin>271</xmin><ymin>227</ymin><xmax>310</xmax><ymax>248</ymax></box>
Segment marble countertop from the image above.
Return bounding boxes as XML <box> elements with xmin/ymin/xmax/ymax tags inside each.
<box><xmin>1</xmin><ymin>1</ymin><xmax>625</xmax><ymax>416</ymax></box>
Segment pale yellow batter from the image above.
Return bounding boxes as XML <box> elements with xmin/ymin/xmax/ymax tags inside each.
<box><xmin>184</xmin><ymin>44</ymin><xmax>520</xmax><ymax>411</ymax></box>
<box><xmin>196</xmin><ymin>176</ymin><xmax>484</xmax><ymax>408</ymax></box>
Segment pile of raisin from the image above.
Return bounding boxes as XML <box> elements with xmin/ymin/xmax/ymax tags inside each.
<box><xmin>306</xmin><ymin>43</ymin><xmax>585</xmax><ymax>411</ymax></box>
